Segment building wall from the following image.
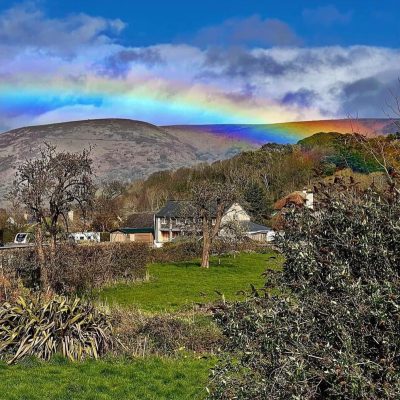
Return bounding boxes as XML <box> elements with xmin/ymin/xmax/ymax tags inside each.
<box><xmin>222</xmin><ymin>203</ymin><xmax>251</xmax><ymax>223</ymax></box>
<box><xmin>111</xmin><ymin>231</ymin><xmax>154</xmax><ymax>245</ymax></box>
<box><xmin>110</xmin><ymin>232</ymin><xmax>129</xmax><ymax>242</ymax></box>
<box><xmin>134</xmin><ymin>232</ymin><xmax>154</xmax><ymax>244</ymax></box>
<box><xmin>155</xmin><ymin>203</ymin><xmax>251</xmax><ymax>246</ymax></box>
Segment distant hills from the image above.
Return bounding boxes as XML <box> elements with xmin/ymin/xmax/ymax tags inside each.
<box><xmin>0</xmin><ymin>117</ymin><xmax>398</xmax><ymax>203</ymax></box>
<box><xmin>166</xmin><ymin>118</ymin><xmax>399</xmax><ymax>145</ymax></box>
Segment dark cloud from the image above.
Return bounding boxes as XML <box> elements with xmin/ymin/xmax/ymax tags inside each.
<box><xmin>101</xmin><ymin>48</ymin><xmax>164</xmax><ymax>77</ymax></box>
<box><xmin>303</xmin><ymin>5</ymin><xmax>352</xmax><ymax>26</ymax></box>
<box><xmin>193</xmin><ymin>15</ymin><xmax>302</xmax><ymax>47</ymax></box>
<box><xmin>282</xmin><ymin>89</ymin><xmax>318</xmax><ymax>108</ymax></box>
<box><xmin>200</xmin><ymin>47</ymin><xmax>293</xmax><ymax>79</ymax></box>
<box><xmin>199</xmin><ymin>46</ymin><xmax>371</xmax><ymax>81</ymax></box>
<box><xmin>340</xmin><ymin>77</ymin><xmax>400</xmax><ymax>117</ymax></box>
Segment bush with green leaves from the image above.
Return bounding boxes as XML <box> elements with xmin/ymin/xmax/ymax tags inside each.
<box><xmin>0</xmin><ymin>295</ymin><xmax>114</xmax><ymax>364</ymax></box>
<box><xmin>208</xmin><ymin>180</ymin><xmax>400</xmax><ymax>399</ymax></box>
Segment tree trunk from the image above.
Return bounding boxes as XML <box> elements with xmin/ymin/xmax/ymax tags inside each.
<box><xmin>201</xmin><ymin>225</ymin><xmax>211</xmax><ymax>268</ymax></box>
<box><xmin>201</xmin><ymin>235</ymin><xmax>211</xmax><ymax>268</ymax></box>
<box><xmin>201</xmin><ymin>215</ymin><xmax>211</xmax><ymax>268</ymax></box>
<box><xmin>35</xmin><ymin>224</ymin><xmax>48</xmax><ymax>289</ymax></box>
<box><xmin>50</xmin><ymin>233</ymin><xmax>57</xmax><ymax>258</ymax></box>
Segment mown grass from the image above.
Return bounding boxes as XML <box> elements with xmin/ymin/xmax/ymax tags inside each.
<box><xmin>98</xmin><ymin>251</ymin><xmax>283</xmax><ymax>312</ymax></box>
<box><xmin>0</xmin><ymin>356</ymin><xmax>215</xmax><ymax>400</ymax></box>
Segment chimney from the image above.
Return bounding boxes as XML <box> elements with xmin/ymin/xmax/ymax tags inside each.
<box><xmin>303</xmin><ymin>189</ymin><xmax>314</xmax><ymax>209</ymax></box>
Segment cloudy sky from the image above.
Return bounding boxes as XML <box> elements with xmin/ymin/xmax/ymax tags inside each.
<box><xmin>0</xmin><ymin>0</ymin><xmax>400</xmax><ymax>132</ymax></box>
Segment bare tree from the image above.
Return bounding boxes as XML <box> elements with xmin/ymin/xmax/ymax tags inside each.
<box><xmin>189</xmin><ymin>181</ymin><xmax>237</xmax><ymax>268</ymax></box>
<box><xmin>11</xmin><ymin>143</ymin><xmax>95</xmax><ymax>288</ymax></box>
<box><xmin>92</xmin><ymin>180</ymin><xmax>125</xmax><ymax>232</ymax></box>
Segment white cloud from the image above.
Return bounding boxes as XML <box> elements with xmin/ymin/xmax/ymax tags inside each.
<box><xmin>0</xmin><ymin>4</ymin><xmax>399</xmax><ymax>132</ymax></box>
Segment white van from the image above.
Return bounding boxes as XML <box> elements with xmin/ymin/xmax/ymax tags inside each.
<box><xmin>68</xmin><ymin>232</ymin><xmax>101</xmax><ymax>243</ymax></box>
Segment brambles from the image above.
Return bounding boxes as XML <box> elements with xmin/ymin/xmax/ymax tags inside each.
<box><xmin>0</xmin><ymin>295</ymin><xmax>114</xmax><ymax>364</ymax></box>
<box><xmin>209</xmin><ymin>181</ymin><xmax>400</xmax><ymax>399</ymax></box>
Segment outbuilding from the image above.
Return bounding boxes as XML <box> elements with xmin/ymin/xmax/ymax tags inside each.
<box><xmin>110</xmin><ymin>227</ymin><xmax>154</xmax><ymax>245</ymax></box>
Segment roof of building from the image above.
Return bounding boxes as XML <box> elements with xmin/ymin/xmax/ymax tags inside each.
<box><xmin>124</xmin><ymin>212</ymin><xmax>154</xmax><ymax>228</ymax></box>
<box><xmin>274</xmin><ymin>191</ymin><xmax>307</xmax><ymax>210</ymax></box>
<box><xmin>111</xmin><ymin>227</ymin><xmax>154</xmax><ymax>234</ymax></box>
<box><xmin>156</xmin><ymin>200</ymin><xmax>245</xmax><ymax>218</ymax></box>
<box><xmin>156</xmin><ymin>200</ymin><xmax>192</xmax><ymax>218</ymax></box>
<box><xmin>239</xmin><ymin>221</ymin><xmax>271</xmax><ymax>233</ymax></box>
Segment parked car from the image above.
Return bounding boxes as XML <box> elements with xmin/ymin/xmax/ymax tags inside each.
<box><xmin>14</xmin><ymin>232</ymin><xmax>33</xmax><ymax>244</ymax></box>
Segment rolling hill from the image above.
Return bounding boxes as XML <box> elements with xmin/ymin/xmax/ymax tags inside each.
<box><xmin>0</xmin><ymin>119</ymin><xmax>254</xmax><ymax>203</ymax></box>
<box><xmin>0</xmin><ymin>117</ymin><xmax>397</xmax><ymax>204</ymax></box>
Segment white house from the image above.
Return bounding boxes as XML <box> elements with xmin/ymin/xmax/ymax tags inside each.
<box><xmin>154</xmin><ymin>200</ymin><xmax>273</xmax><ymax>246</ymax></box>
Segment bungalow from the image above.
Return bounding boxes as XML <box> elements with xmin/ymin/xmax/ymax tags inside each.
<box><xmin>154</xmin><ymin>200</ymin><xmax>272</xmax><ymax>246</ymax></box>
<box><xmin>110</xmin><ymin>212</ymin><xmax>155</xmax><ymax>246</ymax></box>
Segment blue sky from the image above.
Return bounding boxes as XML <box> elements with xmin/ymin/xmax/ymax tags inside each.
<box><xmin>1</xmin><ymin>0</ymin><xmax>396</xmax><ymax>47</ymax></box>
<box><xmin>0</xmin><ymin>0</ymin><xmax>399</xmax><ymax>131</ymax></box>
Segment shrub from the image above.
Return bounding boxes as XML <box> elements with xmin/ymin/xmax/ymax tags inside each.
<box><xmin>1</xmin><ymin>242</ymin><xmax>150</xmax><ymax>294</ymax></box>
<box><xmin>151</xmin><ymin>239</ymin><xmax>202</xmax><ymax>263</ymax></box>
<box><xmin>208</xmin><ymin>181</ymin><xmax>400</xmax><ymax>399</ymax></box>
<box><xmin>0</xmin><ymin>294</ymin><xmax>114</xmax><ymax>364</ymax></box>
<box><xmin>112</xmin><ymin>309</ymin><xmax>223</xmax><ymax>357</ymax></box>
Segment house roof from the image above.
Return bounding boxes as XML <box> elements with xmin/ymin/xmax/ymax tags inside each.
<box><xmin>239</xmin><ymin>221</ymin><xmax>271</xmax><ymax>233</ymax></box>
<box><xmin>274</xmin><ymin>191</ymin><xmax>306</xmax><ymax>210</ymax></box>
<box><xmin>124</xmin><ymin>212</ymin><xmax>154</xmax><ymax>228</ymax></box>
<box><xmin>156</xmin><ymin>200</ymin><xmax>243</xmax><ymax>218</ymax></box>
<box><xmin>111</xmin><ymin>227</ymin><xmax>154</xmax><ymax>234</ymax></box>
<box><xmin>156</xmin><ymin>200</ymin><xmax>192</xmax><ymax>218</ymax></box>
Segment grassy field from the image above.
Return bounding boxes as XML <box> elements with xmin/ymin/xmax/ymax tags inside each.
<box><xmin>98</xmin><ymin>252</ymin><xmax>283</xmax><ymax>312</ymax></box>
<box><xmin>0</xmin><ymin>356</ymin><xmax>215</xmax><ymax>400</ymax></box>
<box><xmin>0</xmin><ymin>251</ymin><xmax>282</xmax><ymax>399</ymax></box>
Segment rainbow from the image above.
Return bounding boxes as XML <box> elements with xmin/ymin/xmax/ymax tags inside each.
<box><xmin>0</xmin><ymin>71</ymin><xmax>319</xmax><ymax>128</ymax></box>
<box><xmin>0</xmin><ymin>73</ymin><xmax>395</xmax><ymax>143</ymax></box>
<box><xmin>164</xmin><ymin>118</ymin><xmax>395</xmax><ymax>145</ymax></box>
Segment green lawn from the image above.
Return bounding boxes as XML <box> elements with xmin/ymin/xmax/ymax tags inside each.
<box><xmin>0</xmin><ymin>251</ymin><xmax>282</xmax><ymax>399</ymax></box>
<box><xmin>0</xmin><ymin>356</ymin><xmax>215</xmax><ymax>400</ymax></box>
<box><xmin>98</xmin><ymin>252</ymin><xmax>282</xmax><ymax>312</ymax></box>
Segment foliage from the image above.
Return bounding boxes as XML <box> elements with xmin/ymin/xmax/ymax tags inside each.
<box><xmin>1</xmin><ymin>243</ymin><xmax>150</xmax><ymax>294</ymax></box>
<box><xmin>152</xmin><ymin>238</ymin><xmax>202</xmax><ymax>263</ymax></box>
<box><xmin>188</xmin><ymin>180</ymin><xmax>238</xmax><ymax>268</ymax></box>
<box><xmin>0</xmin><ymin>295</ymin><xmax>114</xmax><ymax>364</ymax></box>
<box><xmin>209</xmin><ymin>180</ymin><xmax>400</xmax><ymax>399</ymax></box>
<box><xmin>243</xmin><ymin>181</ymin><xmax>270</xmax><ymax>223</ymax></box>
<box><xmin>10</xmin><ymin>143</ymin><xmax>95</xmax><ymax>288</ymax></box>
<box><xmin>91</xmin><ymin>180</ymin><xmax>126</xmax><ymax>232</ymax></box>
<box><xmin>113</xmin><ymin>309</ymin><xmax>223</xmax><ymax>356</ymax></box>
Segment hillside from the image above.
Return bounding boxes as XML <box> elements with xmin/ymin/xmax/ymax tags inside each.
<box><xmin>0</xmin><ymin>119</ymin><xmax>255</xmax><ymax>202</ymax></box>
<box><xmin>0</xmin><ymin>117</ymin><xmax>397</xmax><ymax>204</ymax></box>
<box><xmin>166</xmin><ymin>118</ymin><xmax>398</xmax><ymax>145</ymax></box>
